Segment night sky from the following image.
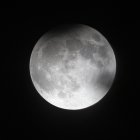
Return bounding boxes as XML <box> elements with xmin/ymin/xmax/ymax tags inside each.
<box><xmin>3</xmin><ymin>3</ymin><xmax>138</xmax><ymax>139</ymax></box>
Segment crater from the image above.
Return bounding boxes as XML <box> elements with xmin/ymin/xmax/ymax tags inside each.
<box><xmin>58</xmin><ymin>91</ymin><xmax>67</xmax><ymax>98</ymax></box>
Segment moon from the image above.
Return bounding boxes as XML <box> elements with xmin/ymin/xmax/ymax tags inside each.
<box><xmin>29</xmin><ymin>24</ymin><xmax>116</xmax><ymax>110</ymax></box>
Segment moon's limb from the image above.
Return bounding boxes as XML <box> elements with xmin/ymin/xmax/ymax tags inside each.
<box><xmin>29</xmin><ymin>24</ymin><xmax>116</xmax><ymax>110</ymax></box>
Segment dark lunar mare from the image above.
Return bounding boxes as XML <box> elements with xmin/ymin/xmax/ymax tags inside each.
<box><xmin>97</xmin><ymin>44</ymin><xmax>109</xmax><ymax>59</ymax></box>
<box><xmin>66</xmin><ymin>38</ymin><xmax>84</xmax><ymax>52</ymax></box>
<box><xmin>79</xmin><ymin>40</ymin><xmax>98</xmax><ymax>60</ymax></box>
<box><xmin>30</xmin><ymin>40</ymin><xmax>65</xmax><ymax>94</ymax></box>
<box><xmin>41</xmin><ymin>39</ymin><xmax>66</xmax><ymax>68</ymax></box>
<box><xmin>42</xmin><ymin>40</ymin><xmax>64</xmax><ymax>59</ymax></box>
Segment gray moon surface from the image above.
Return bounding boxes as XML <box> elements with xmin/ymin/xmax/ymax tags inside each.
<box><xmin>29</xmin><ymin>24</ymin><xmax>116</xmax><ymax>110</ymax></box>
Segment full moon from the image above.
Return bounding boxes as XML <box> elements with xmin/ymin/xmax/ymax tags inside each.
<box><xmin>29</xmin><ymin>24</ymin><xmax>116</xmax><ymax>110</ymax></box>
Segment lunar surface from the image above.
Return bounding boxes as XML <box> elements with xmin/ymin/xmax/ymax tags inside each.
<box><xmin>29</xmin><ymin>24</ymin><xmax>116</xmax><ymax>110</ymax></box>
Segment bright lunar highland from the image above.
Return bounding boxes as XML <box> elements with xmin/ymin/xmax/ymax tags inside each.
<box><xmin>29</xmin><ymin>24</ymin><xmax>116</xmax><ymax>110</ymax></box>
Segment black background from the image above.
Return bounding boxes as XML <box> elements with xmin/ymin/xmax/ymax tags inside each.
<box><xmin>3</xmin><ymin>2</ymin><xmax>138</xmax><ymax>139</ymax></box>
